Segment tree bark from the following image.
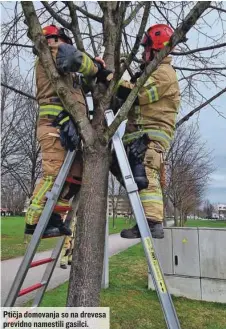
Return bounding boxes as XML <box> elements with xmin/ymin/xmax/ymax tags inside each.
<box><xmin>67</xmin><ymin>143</ymin><xmax>110</xmax><ymax>306</ymax></box>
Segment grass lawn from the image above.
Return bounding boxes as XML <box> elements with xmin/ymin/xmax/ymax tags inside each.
<box><xmin>31</xmin><ymin>243</ymin><xmax>226</xmax><ymax>329</ymax></box>
<box><xmin>1</xmin><ymin>216</ymin><xmax>134</xmax><ymax>260</ymax></box>
<box><xmin>109</xmin><ymin>216</ymin><xmax>135</xmax><ymax>234</ymax></box>
<box><xmin>1</xmin><ymin>216</ymin><xmax>59</xmax><ymax>260</ymax></box>
<box><xmin>185</xmin><ymin>219</ymin><xmax>226</xmax><ymax>228</ymax></box>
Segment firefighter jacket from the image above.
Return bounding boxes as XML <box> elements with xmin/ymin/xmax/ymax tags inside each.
<box><xmin>35</xmin><ymin>41</ymin><xmax>98</xmax><ymax>118</ymax></box>
<box><xmin>118</xmin><ymin>56</ymin><xmax>180</xmax><ymax>151</ymax></box>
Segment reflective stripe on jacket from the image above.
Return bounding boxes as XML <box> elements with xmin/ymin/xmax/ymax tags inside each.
<box><xmin>121</xmin><ymin>57</ymin><xmax>180</xmax><ymax>150</ymax></box>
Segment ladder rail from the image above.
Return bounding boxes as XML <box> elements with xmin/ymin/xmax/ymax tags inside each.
<box><xmin>105</xmin><ymin>110</ymin><xmax>181</xmax><ymax>329</ymax></box>
<box><xmin>4</xmin><ymin>150</ymin><xmax>76</xmax><ymax>307</ymax></box>
<box><xmin>31</xmin><ymin>236</ymin><xmax>66</xmax><ymax>307</ymax></box>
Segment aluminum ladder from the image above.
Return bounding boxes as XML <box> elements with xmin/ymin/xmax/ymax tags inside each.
<box><xmin>4</xmin><ymin>150</ymin><xmax>77</xmax><ymax>307</ymax></box>
<box><xmin>105</xmin><ymin>110</ymin><xmax>181</xmax><ymax>329</ymax></box>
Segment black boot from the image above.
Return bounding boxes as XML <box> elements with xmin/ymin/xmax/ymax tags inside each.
<box><xmin>120</xmin><ymin>220</ymin><xmax>164</xmax><ymax>239</ymax></box>
<box><xmin>24</xmin><ymin>213</ymin><xmax>72</xmax><ymax>237</ymax></box>
<box><xmin>148</xmin><ymin>221</ymin><xmax>164</xmax><ymax>239</ymax></box>
<box><xmin>49</xmin><ymin>213</ymin><xmax>72</xmax><ymax>236</ymax></box>
<box><xmin>120</xmin><ymin>224</ymin><xmax>141</xmax><ymax>239</ymax></box>
<box><xmin>24</xmin><ymin>223</ymin><xmax>61</xmax><ymax>237</ymax></box>
<box><xmin>60</xmin><ymin>264</ymin><xmax>67</xmax><ymax>269</ymax></box>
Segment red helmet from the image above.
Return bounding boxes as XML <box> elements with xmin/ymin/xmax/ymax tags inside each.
<box><xmin>42</xmin><ymin>25</ymin><xmax>73</xmax><ymax>45</ymax></box>
<box><xmin>141</xmin><ymin>24</ymin><xmax>173</xmax><ymax>61</ymax></box>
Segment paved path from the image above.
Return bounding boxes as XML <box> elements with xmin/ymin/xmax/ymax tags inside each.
<box><xmin>1</xmin><ymin>233</ymin><xmax>140</xmax><ymax>306</ymax></box>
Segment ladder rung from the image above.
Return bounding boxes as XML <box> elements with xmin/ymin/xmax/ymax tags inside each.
<box><xmin>66</xmin><ymin>177</ymin><xmax>82</xmax><ymax>185</ymax></box>
<box><xmin>18</xmin><ymin>282</ymin><xmax>46</xmax><ymax>297</ymax></box>
<box><xmin>54</xmin><ymin>205</ymin><xmax>72</xmax><ymax>212</ymax></box>
<box><xmin>30</xmin><ymin>258</ymin><xmax>54</xmax><ymax>268</ymax></box>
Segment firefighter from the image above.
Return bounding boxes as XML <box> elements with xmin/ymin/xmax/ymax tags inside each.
<box><xmin>25</xmin><ymin>25</ymin><xmax>108</xmax><ymax>237</ymax></box>
<box><xmin>112</xmin><ymin>24</ymin><xmax>180</xmax><ymax>239</ymax></box>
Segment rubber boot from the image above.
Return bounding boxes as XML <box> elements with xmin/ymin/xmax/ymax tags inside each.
<box><xmin>120</xmin><ymin>220</ymin><xmax>164</xmax><ymax>239</ymax></box>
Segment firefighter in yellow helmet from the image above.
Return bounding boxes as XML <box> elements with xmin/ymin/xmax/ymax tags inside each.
<box><xmin>112</xmin><ymin>24</ymin><xmax>180</xmax><ymax>239</ymax></box>
<box><xmin>25</xmin><ymin>25</ymin><xmax>108</xmax><ymax>237</ymax></box>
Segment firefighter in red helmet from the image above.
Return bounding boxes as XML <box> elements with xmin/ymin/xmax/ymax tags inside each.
<box><xmin>25</xmin><ymin>25</ymin><xmax>109</xmax><ymax>237</ymax></box>
<box><xmin>112</xmin><ymin>24</ymin><xmax>180</xmax><ymax>239</ymax></box>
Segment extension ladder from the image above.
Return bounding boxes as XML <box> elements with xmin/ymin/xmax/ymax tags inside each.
<box><xmin>4</xmin><ymin>150</ymin><xmax>77</xmax><ymax>307</ymax></box>
<box><xmin>105</xmin><ymin>110</ymin><xmax>181</xmax><ymax>329</ymax></box>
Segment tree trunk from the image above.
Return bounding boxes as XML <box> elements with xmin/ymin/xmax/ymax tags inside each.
<box><xmin>112</xmin><ymin>209</ymin><xmax>116</xmax><ymax>228</ymax></box>
<box><xmin>67</xmin><ymin>144</ymin><xmax>110</xmax><ymax>306</ymax></box>
<box><xmin>174</xmin><ymin>205</ymin><xmax>178</xmax><ymax>227</ymax></box>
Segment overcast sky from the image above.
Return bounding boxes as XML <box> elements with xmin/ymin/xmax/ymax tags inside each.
<box><xmin>1</xmin><ymin>2</ymin><xmax>226</xmax><ymax>204</ymax></box>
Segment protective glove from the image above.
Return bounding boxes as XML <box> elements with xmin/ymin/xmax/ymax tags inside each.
<box><xmin>56</xmin><ymin>44</ymin><xmax>81</xmax><ymax>74</ymax></box>
<box><xmin>128</xmin><ymin>133</ymin><xmax>150</xmax><ymax>163</ymax></box>
<box><xmin>52</xmin><ymin>111</ymin><xmax>80</xmax><ymax>152</ymax></box>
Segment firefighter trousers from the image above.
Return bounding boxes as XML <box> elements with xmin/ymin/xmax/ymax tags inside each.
<box><xmin>60</xmin><ymin>215</ymin><xmax>76</xmax><ymax>266</ymax></box>
<box><xmin>139</xmin><ymin>142</ymin><xmax>164</xmax><ymax>223</ymax></box>
<box><xmin>25</xmin><ymin>118</ymin><xmax>83</xmax><ymax>226</ymax></box>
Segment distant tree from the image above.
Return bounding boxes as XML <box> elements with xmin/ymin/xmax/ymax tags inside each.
<box><xmin>203</xmin><ymin>199</ymin><xmax>215</xmax><ymax>219</ymax></box>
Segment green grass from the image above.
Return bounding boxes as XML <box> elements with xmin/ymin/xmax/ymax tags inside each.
<box><xmin>185</xmin><ymin>219</ymin><xmax>226</xmax><ymax>228</ymax></box>
<box><xmin>1</xmin><ymin>216</ymin><xmax>59</xmax><ymax>260</ymax></box>
<box><xmin>109</xmin><ymin>216</ymin><xmax>135</xmax><ymax>234</ymax></box>
<box><xmin>1</xmin><ymin>216</ymin><xmax>134</xmax><ymax>260</ymax></box>
<box><xmin>31</xmin><ymin>243</ymin><xmax>226</xmax><ymax>329</ymax></box>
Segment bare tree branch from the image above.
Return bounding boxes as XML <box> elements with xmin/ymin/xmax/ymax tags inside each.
<box><xmin>1</xmin><ymin>82</ymin><xmax>36</xmax><ymax>100</ymax></box>
<box><xmin>123</xmin><ymin>2</ymin><xmax>145</xmax><ymax>27</ymax></box>
<box><xmin>172</xmin><ymin>43</ymin><xmax>226</xmax><ymax>55</ymax></box>
<box><xmin>120</xmin><ymin>1</ymin><xmax>151</xmax><ymax>75</ymax></box>
<box><xmin>174</xmin><ymin>66</ymin><xmax>226</xmax><ymax>72</ymax></box>
<box><xmin>1</xmin><ymin>42</ymin><xmax>33</xmax><ymax>48</ymax></box>
<box><xmin>72</xmin><ymin>3</ymin><xmax>103</xmax><ymax>23</ymax></box>
<box><xmin>83</xmin><ymin>2</ymin><xmax>98</xmax><ymax>56</ymax></box>
<box><xmin>176</xmin><ymin>87</ymin><xmax>226</xmax><ymax>127</ymax></box>
<box><xmin>41</xmin><ymin>1</ymin><xmax>71</xmax><ymax>29</ymax></box>
<box><xmin>209</xmin><ymin>5</ymin><xmax>226</xmax><ymax>13</ymax></box>
<box><xmin>67</xmin><ymin>2</ymin><xmax>85</xmax><ymax>51</ymax></box>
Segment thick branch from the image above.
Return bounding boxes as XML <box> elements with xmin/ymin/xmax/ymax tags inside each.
<box><xmin>172</xmin><ymin>43</ymin><xmax>226</xmax><ymax>56</ymax></box>
<box><xmin>123</xmin><ymin>2</ymin><xmax>145</xmax><ymax>27</ymax></box>
<box><xmin>41</xmin><ymin>1</ymin><xmax>71</xmax><ymax>29</ymax></box>
<box><xmin>67</xmin><ymin>2</ymin><xmax>85</xmax><ymax>51</ymax></box>
<box><xmin>1</xmin><ymin>83</ymin><xmax>36</xmax><ymax>100</ymax></box>
<box><xmin>105</xmin><ymin>1</ymin><xmax>211</xmax><ymax>139</ymax></box>
<box><xmin>176</xmin><ymin>87</ymin><xmax>226</xmax><ymax>127</ymax></box>
<box><xmin>21</xmin><ymin>1</ymin><xmax>94</xmax><ymax>145</ymax></box>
